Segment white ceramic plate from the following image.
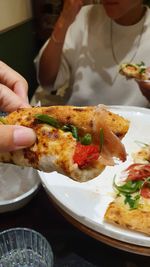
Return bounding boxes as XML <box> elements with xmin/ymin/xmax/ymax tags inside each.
<box><xmin>0</xmin><ymin>165</ymin><xmax>40</xmax><ymax>213</ymax></box>
<box><xmin>39</xmin><ymin>106</ymin><xmax>150</xmax><ymax>247</ymax></box>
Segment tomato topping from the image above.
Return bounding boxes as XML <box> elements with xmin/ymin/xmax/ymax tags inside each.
<box><xmin>140</xmin><ymin>184</ymin><xmax>150</xmax><ymax>199</ymax></box>
<box><xmin>73</xmin><ymin>143</ymin><xmax>99</xmax><ymax>169</ymax></box>
<box><xmin>125</xmin><ymin>163</ymin><xmax>150</xmax><ymax>181</ymax></box>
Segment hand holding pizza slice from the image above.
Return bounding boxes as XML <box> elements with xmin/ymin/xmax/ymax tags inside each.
<box><xmin>0</xmin><ymin>105</ymin><xmax>129</xmax><ymax>182</ymax></box>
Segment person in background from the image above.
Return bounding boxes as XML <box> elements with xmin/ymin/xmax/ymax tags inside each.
<box><xmin>0</xmin><ymin>61</ymin><xmax>36</xmax><ymax>152</ymax></box>
<box><xmin>35</xmin><ymin>0</ymin><xmax>150</xmax><ymax>107</ymax></box>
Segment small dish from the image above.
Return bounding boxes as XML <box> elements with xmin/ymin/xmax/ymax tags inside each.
<box><xmin>0</xmin><ymin>227</ymin><xmax>54</xmax><ymax>267</ymax></box>
<box><xmin>0</xmin><ymin>163</ymin><xmax>40</xmax><ymax>213</ymax></box>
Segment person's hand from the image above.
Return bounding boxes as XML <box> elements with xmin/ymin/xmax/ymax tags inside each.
<box><xmin>0</xmin><ymin>61</ymin><xmax>30</xmax><ymax>112</ymax></box>
<box><xmin>61</xmin><ymin>0</ymin><xmax>84</xmax><ymax>26</ymax></box>
<box><xmin>0</xmin><ymin>124</ymin><xmax>36</xmax><ymax>152</ymax></box>
<box><xmin>136</xmin><ymin>67</ymin><xmax>150</xmax><ymax>102</ymax></box>
<box><xmin>0</xmin><ymin>61</ymin><xmax>36</xmax><ymax>152</ymax></box>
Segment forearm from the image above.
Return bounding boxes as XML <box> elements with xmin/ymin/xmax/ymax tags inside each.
<box><xmin>39</xmin><ymin>15</ymin><xmax>70</xmax><ymax>87</ymax></box>
<box><xmin>39</xmin><ymin>0</ymin><xmax>83</xmax><ymax>87</ymax></box>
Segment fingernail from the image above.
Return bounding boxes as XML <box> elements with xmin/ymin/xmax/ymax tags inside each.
<box><xmin>13</xmin><ymin>126</ymin><xmax>36</xmax><ymax>147</ymax></box>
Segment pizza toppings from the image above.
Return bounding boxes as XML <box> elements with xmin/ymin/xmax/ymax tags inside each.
<box><xmin>80</xmin><ymin>133</ymin><xmax>91</xmax><ymax>145</ymax></box>
<box><xmin>35</xmin><ymin>113</ymin><xmax>105</xmax><ymax>169</ymax></box>
<box><xmin>0</xmin><ymin>105</ymin><xmax>129</xmax><ymax>182</ymax></box>
<box><xmin>140</xmin><ymin>184</ymin><xmax>150</xmax><ymax>199</ymax></box>
<box><xmin>73</xmin><ymin>143</ymin><xmax>99</xmax><ymax>169</ymax></box>
<box><xmin>113</xmin><ymin>163</ymin><xmax>150</xmax><ymax>210</ymax></box>
<box><xmin>125</xmin><ymin>163</ymin><xmax>150</xmax><ymax>181</ymax></box>
<box><xmin>36</xmin><ymin>113</ymin><xmax>80</xmax><ymax>139</ymax></box>
<box><xmin>35</xmin><ymin>114</ymin><xmax>61</xmax><ymax>128</ymax></box>
<box><xmin>35</xmin><ymin>111</ymin><xmax>127</xmax><ymax>169</ymax></box>
<box><xmin>105</xmin><ymin>142</ymin><xmax>150</xmax><ymax>236</ymax></box>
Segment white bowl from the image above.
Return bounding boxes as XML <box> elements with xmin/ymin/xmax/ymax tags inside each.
<box><xmin>0</xmin><ymin>163</ymin><xmax>40</xmax><ymax>213</ymax></box>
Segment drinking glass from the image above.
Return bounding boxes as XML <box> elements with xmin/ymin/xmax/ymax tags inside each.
<box><xmin>0</xmin><ymin>228</ymin><xmax>53</xmax><ymax>267</ymax></box>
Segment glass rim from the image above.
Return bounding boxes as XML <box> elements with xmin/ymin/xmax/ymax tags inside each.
<box><xmin>0</xmin><ymin>227</ymin><xmax>51</xmax><ymax>245</ymax></box>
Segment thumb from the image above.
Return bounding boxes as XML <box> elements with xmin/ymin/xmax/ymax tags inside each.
<box><xmin>0</xmin><ymin>125</ymin><xmax>36</xmax><ymax>152</ymax></box>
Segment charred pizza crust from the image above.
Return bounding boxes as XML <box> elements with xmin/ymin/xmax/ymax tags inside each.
<box><xmin>104</xmin><ymin>200</ymin><xmax>150</xmax><ymax>235</ymax></box>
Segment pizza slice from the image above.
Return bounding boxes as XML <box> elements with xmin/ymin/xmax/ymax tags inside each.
<box><xmin>104</xmin><ymin>163</ymin><xmax>150</xmax><ymax>235</ymax></box>
<box><xmin>119</xmin><ymin>61</ymin><xmax>150</xmax><ymax>81</ymax></box>
<box><xmin>0</xmin><ymin>105</ymin><xmax>129</xmax><ymax>182</ymax></box>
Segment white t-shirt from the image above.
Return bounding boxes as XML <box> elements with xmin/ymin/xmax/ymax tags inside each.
<box><xmin>35</xmin><ymin>5</ymin><xmax>150</xmax><ymax>107</ymax></box>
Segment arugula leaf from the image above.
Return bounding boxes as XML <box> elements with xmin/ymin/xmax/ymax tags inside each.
<box><xmin>124</xmin><ymin>194</ymin><xmax>140</xmax><ymax>209</ymax></box>
<box><xmin>139</xmin><ymin>67</ymin><xmax>146</xmax><ymax>74</ymax></box>
<box><xmin>113</xmin><ymin>178</ymin><xmax>143</xmax><ymax>194</ymax></box>
<box><xmin>137</xmin><ymin>61</ymin><xmax>145</xmax><ymax>67</ymax></box>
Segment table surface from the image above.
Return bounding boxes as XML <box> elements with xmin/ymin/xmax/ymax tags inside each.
<box><xmin>0</xmin><ymin>185</ymin><xmax>149</xmax><ymax>267</ymax></box>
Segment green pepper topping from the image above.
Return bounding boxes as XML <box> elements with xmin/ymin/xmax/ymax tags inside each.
<box><xmin>61</xmin><ymin>124</ymin><xmax>79</xmax><ymax>140</ymax></box>
<box><xmin>81</xmin><ymin>133</ymin><xmax>92</xmax><ymax>145</ymax></box>
<box><xmin>99</xmin><ymin>128</ymin><xmax>104</xmax><ymax>152</ymax></box>
<box><xmin>70</xmin><ymin>125</ymin><xmax>79</xmax><ymax>140</ymax></box>
<box><xmin>61</xmin><ymin>125</ymin><xmax>71</xmax><ymax>132</ymax></box>
<box><xmin>35</xmin><ymin>114</ymin><xmax>60</xmax><ymax>128</ymax></box>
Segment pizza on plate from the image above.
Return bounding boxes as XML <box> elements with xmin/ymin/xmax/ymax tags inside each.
<box><xmin>0</xmin><ymin>105</ymin><xmax>129</xmax><ymax>182</ymax></box>
<box><xmin>119</xmin><ymin>62</ymin><xmax>150</xmax><ymax>81</ymax></box>
<box><xmin>104</xmin><ymin>162</ymin><xmax>150</xmax><ymax>235</ymax></box>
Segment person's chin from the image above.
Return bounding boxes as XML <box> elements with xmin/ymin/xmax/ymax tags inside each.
<box><xmin>103</xmin><ymin>3</ymin><xmax>120</xmax><ymax>18</ymax></box>
<box><xmin>104</xmin><ymin>8</ymin><xmax>120</xmax><ymax>20</ymax></box>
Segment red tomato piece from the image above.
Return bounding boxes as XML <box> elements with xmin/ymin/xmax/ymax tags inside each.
<box><xmin>73</xmin><ymin>143</ymin><xmax>99</xmax><ymax>169</ymax></box>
